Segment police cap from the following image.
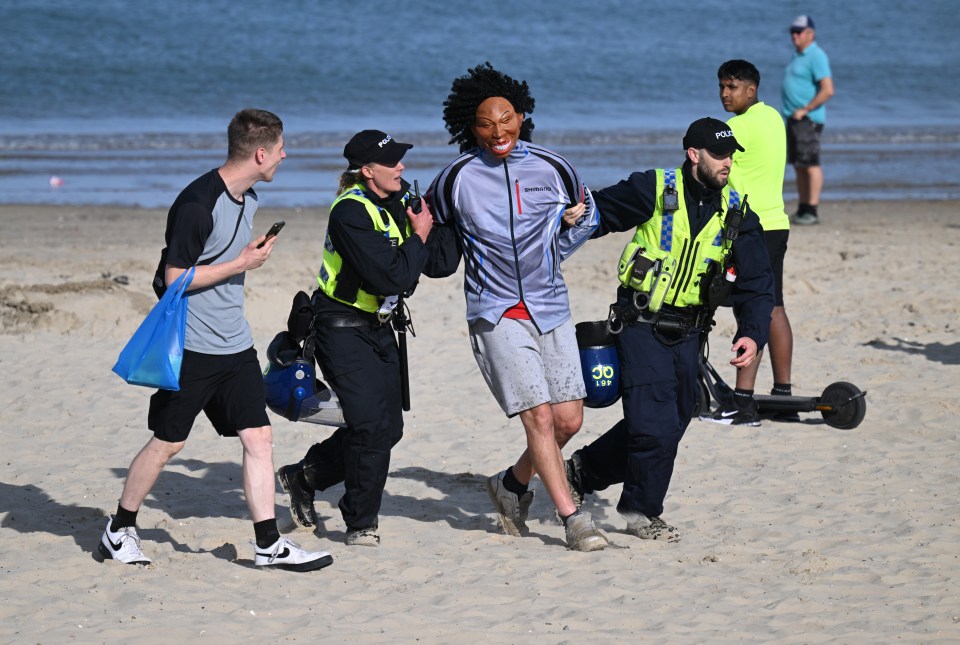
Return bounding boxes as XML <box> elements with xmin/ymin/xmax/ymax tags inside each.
<box><xmin>682</xmin><ymin>117</ymin><xmax>745</xmax><ymax>155</ymax></box>
<box><xmin>344</xmin><ymin>130</ymin><xmax>413</xmax><ymax>169</ymax></box>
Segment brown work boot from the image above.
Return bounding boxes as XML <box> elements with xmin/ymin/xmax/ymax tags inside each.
<box><xmin>625</xmin><ymin>514</ymin><xmax>681</xmax><ymax>542</ymax></box>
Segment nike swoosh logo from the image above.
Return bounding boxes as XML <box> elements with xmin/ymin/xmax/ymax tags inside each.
<box><xmin>263</xmin><ymin>547</ymin><xmax>291</xmax><ymax>562</ymax></box>
<box><xmin>719</xmin><ymin>410</ymin><xmax>738</xmax><ymax>418</ymax></box>
<box><xmin>108</xmin><ymin>536</ymin><xmax>124</xmax><ymax>551</ymax></box>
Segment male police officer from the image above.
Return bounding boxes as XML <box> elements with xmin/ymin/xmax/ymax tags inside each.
<box><xmin>564</xmin><ymin>118</ymin><xmax>774</xmax><ymax>541</ymax></box>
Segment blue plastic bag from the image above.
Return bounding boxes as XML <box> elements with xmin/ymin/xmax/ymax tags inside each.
<box><xmin>112</xmin><ymin>267</ymin><xmax>194</xmax><ymax>390</ymax></box>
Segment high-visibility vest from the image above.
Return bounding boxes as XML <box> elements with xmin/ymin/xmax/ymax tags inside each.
<box><xmin>616</xmin><ymin>168</ymin><xmax>739</xmax><ymax>309</ymax></box>
<box><xmin>317</xmin><ymin>184</ymin><xmax>412</xmax><ymax>313</ymax></box>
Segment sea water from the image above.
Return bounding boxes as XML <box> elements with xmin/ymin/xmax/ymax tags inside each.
<box><xmin>1</xmin><ymin>0</ymin><xmax>958</xmax><ymax>207</ymax></box>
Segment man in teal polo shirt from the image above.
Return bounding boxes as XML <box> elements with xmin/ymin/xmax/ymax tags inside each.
<box><xmin>781</xmin><ymin>14</ymin><xmax>834</xmax><ymax>226</ymax></box>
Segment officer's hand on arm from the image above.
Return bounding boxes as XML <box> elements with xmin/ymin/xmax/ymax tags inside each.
<box><xmin>562</xmin><ymin>201</ymin><xmax>586</xmax><ymax>227</ymax></box>
<box><xmin>730</xmin><ymin>337</ymin><xmax>759</xmax><ymax>368</ymax></box>
<box><xmin>408</xmin><ymin>201</ymin><xmax>434</xmax><ymax>244</ymax></box>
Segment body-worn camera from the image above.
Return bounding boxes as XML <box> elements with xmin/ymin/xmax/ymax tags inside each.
<box><xmin>662</xmin><ymin>185</ymin><xmax>679</xmax><ymax>211</ymax></box>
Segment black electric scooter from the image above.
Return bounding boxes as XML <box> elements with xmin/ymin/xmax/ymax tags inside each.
<box><xmin>694</xmin><ymin>342</ymin><xmax>868</xmax><ymax>430</ymax></box>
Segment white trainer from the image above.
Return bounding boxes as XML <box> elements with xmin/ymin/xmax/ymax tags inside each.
<box><xmin>252</xmin><ymin>536</ymin><xmax>333</xmax><ymax>572</ymax></box>
<box><xmin>98</xmin><ymin>516</ymin><xmax>151</xmax><ymax>565</ymax></box>
<box><xmin>564</xmin><ymin>510</ymin><xmax>608</xmax><ymax>552</ymax></box>
<box><xmin>485</xmin><ymin>470</ymin><xmax>534</xmax><ymax>537</ymax></box>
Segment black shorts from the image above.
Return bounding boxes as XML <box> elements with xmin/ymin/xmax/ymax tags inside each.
<box><xmin>764</xmin><ymin>229</ymin><xmax>789</xmax><ymax>307</ymax></box>
<box><xmin>148</xmin><ymin>347</ymin><xmax>270</xmax><ymax>443</ymax></box>
<box><xmin>786</xmin><ymin>118</ymin><xmax>823</xmax><ymax>167</ymax></box>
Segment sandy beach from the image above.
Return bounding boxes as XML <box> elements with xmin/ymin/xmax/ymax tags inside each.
<box><xmin>1</xmin><ymin>200</ymin><xmax>958</xmax><ymax>644</ymax></box>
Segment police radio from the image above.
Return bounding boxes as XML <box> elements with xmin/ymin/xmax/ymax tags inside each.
<box><xmin>724</xmin><ymin>194</ymin><xmax>748</xmax><ymax>243</ymax></box>
<box><xmin>409</xmin><ymin>180</ymin><xmax>422</xmax><ymax>214</ymax></box>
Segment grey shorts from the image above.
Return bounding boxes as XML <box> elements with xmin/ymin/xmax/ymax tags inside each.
<box><xmin>469</xmin><ymin>317</ymin><xmax>586</xmax><ymax>417</ymax></box>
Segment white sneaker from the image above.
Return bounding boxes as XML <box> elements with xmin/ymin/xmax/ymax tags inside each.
<box><xmin>485</xmin><ymin>470</ymin><xmax>534</xmax><ymax>537</ymax></box>
<box><xmin>252</xmin><ymin>536</ymin><xmax>333</xmax><ymax>572</ymax></box>
<box><xmin>98</xmin><ymin>516</ymin><xmax>151</xmax><ymax>565</ymax></box>
<box><xmin>564</xmin><ymin>510</ymin><xmax>608</xmax><ymax>552</ymax></box>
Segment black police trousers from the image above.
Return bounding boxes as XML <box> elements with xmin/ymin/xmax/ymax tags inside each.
<box><xmin>299</xmin><ymin>321</ymin><xmax>403</xmax><ymax>532</ymax></box>
<box><xmin>576</xmin><ymin>320</ymin><xmax>700</xmax><ymax>518</ymax></box>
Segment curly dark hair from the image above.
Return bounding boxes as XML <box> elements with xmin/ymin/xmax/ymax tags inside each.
<box><xmin>442</xmin><ymin>62</ymin><xmax>536</xmax><ymax>152</ymax></box>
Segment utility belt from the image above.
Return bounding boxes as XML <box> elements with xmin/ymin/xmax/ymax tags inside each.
<box><xmin>310</xmin><ymin>291</ymin><xmax>391</xmax><ymax>329</ymax></box>
<box><xmin>310</xmin><ymin>293</ymin><xmax>414</xmax><ymax>334</ymax></box>
<box><xmin>607</xmin><ymin>293</ymin><xmax>709</xmax><ymax>343</ymax></box>
<box><xmin>312</xmin><ymin>312</ymin><xmax>385</xmax><ymax>328</ymax></box>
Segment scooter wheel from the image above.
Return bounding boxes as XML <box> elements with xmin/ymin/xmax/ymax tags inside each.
<box><xmin>820</xmin><ymin>381</ymin><xmax>866</xmax><ymax>430</ymax></box>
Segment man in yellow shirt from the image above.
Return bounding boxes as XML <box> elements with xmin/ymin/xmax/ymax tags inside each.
<box><xmin>705</xmin><ymin>59</ymin><xmax>796</xmax><ymax>425</ymax></box>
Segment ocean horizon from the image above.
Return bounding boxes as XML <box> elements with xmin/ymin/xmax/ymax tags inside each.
<box><xmin>2</xmin><ymin>0</ymin><xmax>959</xmax><ymax>207</ymax></box>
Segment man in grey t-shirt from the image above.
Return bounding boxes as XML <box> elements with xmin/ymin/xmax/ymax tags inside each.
<box><xmin>98</xmin><ymin>109</ymin><xmax>332</xmax><ymax>572</ymax></box>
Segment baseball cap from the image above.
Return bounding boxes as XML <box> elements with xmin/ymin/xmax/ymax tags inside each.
<box><xmin>790</xmin><ymin>15</ymin><xmax>815</xmax><ymax>33</ymax></box>
<box><xmin>343</xmin><ymin>130</ymin><xmax>413</xmax><ymax>169</ymax></box>
<box><xmin>682</xmin><ymin>117</ymin><xmax>745</xmax><ymax>155</ymax></box>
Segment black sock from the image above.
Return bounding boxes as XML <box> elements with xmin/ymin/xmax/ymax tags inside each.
<box><xmin>560</xmin><ymin>509</ymin><xmax>581</xmax><ymax>525</ymax></box>
<box><xmin>733</xmin><ymin>388</ymin><xmax>755</xmax><ymax>410</ymax></box>
<box><xmin>808</xmin><ymin>204</ymin><xmax>819</xmax><ymax>217</ymax></box>
<box><xmin>772</xmin><ymin>383</ymin><xmax>792</xmax><ymax>396</ymax></box>
<box><xmin>797</xmin><ymin>203</ymin><xmax>811</xmax><ymax>215</ymax></box>
<box><xmin>111</xmin><ymin>505</ymin><xmax>138</xmax><ymax>532</ymax></box>
<box><xmin>502</xmin><ymin>467</ymin><xmax>528</xmax><ymax>496</ymax></box>
<box><xmin>254</xmin><ymin>519</ymin><xmax>281</xmax><ymax>549</ymax></box>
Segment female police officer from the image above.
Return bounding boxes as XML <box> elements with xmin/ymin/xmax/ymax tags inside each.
<box><xmin>277</xmin><ymin>130</ymin><xmax>455</xmax><ymax>546</ymax></box>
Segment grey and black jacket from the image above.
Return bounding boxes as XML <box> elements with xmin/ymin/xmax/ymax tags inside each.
<box><xmin>428</xmin><ymin>140</ymin><xmax>598</xmax><ymax>333</ymax></box>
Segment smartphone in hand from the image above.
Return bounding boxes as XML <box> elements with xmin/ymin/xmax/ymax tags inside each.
<box><xmin>257</xmin><ymin>221</ymin><xmax>285</xmax><ymax>248</ymax></box>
